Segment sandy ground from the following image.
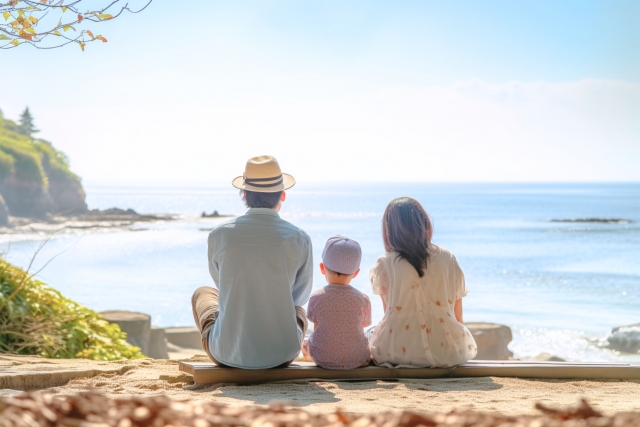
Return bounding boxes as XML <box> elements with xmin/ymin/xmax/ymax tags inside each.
<box><xmin>2</xmin><ymin>354</ymin><xmax>640</xmax><ymax>416</ymax></box>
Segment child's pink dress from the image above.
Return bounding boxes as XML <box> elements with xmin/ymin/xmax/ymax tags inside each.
<box><xmin>304</xmin><ymin>284</ymin><xmax>372</xmax><ymax>369</ymax></box>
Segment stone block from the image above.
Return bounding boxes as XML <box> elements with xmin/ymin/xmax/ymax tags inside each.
<box><xmin>465</xmin><ymin>322</ymin><xmax>514</xmax><ymax>360</ymax></box>
<box><xmin>147</xmin><ymin>327</ymin><xmax>169</xmax><ymax>359</ymax></box>
<box><xmin>164</xmin><ymin>327</ymin><xmax>203</xmax><ymax>349</ymax></box>
<box><xmin>101</xmin><ymin>311</ymin><xmax>151</xmax><ymax>355</ymax></box>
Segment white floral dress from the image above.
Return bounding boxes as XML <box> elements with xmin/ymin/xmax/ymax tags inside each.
<box><xmin>369</xmin><ymin>246</ymin><xmax>477</xmax><ymax>368</ymax></box>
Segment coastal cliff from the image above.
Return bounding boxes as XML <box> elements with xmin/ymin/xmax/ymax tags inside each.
<box><xmin>0</xmin><ymin>112</ymin><xmax>87</xmax><ymax>222</ymax></box>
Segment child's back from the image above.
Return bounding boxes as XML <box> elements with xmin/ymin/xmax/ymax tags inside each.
<box><xmin>307</xmin><ymin>284</ymin><xmax>371</xmax><ymax>369</ymax></box>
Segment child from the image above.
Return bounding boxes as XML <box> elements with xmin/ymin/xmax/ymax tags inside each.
<box><xmin>302</xmin><ymin>236</ymin><xmax>372</xmax><ymax>369</ymax></box>
<box><xmin>368</xmin><ymin>197</ymin><xmax>477</xmax><ymax>368</ymax></box>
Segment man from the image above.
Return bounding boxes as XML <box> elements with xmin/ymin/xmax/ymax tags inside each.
<box><xmin>191</xmin><ymin>155</ymin><xmax>313</xmax><ymax>369</ymax></box>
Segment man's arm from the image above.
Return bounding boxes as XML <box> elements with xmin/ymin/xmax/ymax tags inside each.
<box><xmin>292</xmin><ymin>234</ymin><xmax>313</xmax><ymax>306</ymax></box>
<box><xmin>207</xmin><ymin>231</ymin><xmax>220</xmax><ymax>288</ymax></box>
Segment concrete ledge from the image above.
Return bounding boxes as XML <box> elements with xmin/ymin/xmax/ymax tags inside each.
<box><xmin>164</xmin><ymin>327</ymin><xmax>202</xmax><ymax>349</ymax></box>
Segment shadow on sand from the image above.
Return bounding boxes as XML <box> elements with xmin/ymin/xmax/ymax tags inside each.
<box><xmin>327</xmin><ymin>377</ymin><xmax>503</xmax><ymax>392</ymax></box>
<box><xmin>193</xmin><ymin>377</ymin><xmax>502</xmax><ymax>407</ymax></box>
<box><xmin>210</xmin><ymin>382</ymin><xmax>341</xmax><ymax>406</ymax></box>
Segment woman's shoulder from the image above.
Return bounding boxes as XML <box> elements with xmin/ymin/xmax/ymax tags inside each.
<box><xmin>429</xmin><ymin>245</ymin><xmax>455</xmax><ymax>261</ymax></box>
<box><xmin>374</xmin><ymin>252</ymin><xmax>396</xmax><ymax>265</ymax></box>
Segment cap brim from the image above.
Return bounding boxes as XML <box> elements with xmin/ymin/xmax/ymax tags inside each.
<box><xmin>232</xmin><ymin>173</ymin><xmax>296</xmax><ymax>192</ymax></box>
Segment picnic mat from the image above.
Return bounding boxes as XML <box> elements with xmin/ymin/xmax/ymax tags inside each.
<box><xmin>179</xmin><ymin>360</ymin><xmax>640</xmax><ymax>384</ymax></box>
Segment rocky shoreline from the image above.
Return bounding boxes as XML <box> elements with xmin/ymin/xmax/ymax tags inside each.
<box><xmin>0</xmin><ymin>208</ymin><xmax>179</xmax><ymax>235</ymax></box>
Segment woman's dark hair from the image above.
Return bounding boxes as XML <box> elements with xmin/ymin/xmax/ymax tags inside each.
<box><xmin>242</xmin><ymin>190</ymin><xmax>283</xmax><ymax>209</ymax></box>
<box><xmin>382</xmin><ymin>197</ymin><xmax>433</xmax><ymax>277</ymax></box>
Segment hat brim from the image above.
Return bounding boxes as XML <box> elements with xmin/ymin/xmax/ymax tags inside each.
<box><xmin>232</xmin><ymin>173</ymin><xmax>296</xmax><ymax>192</ymax></box>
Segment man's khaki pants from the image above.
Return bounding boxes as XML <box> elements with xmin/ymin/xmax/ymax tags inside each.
<box><xmin>191</xmin><ymin>286</ymin><xmax>308</xmax><ymax>366</ymax></box>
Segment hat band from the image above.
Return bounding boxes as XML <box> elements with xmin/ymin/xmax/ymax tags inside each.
<box><xmin>244</xmin><ymin>175</ymin><xmax>284</xmax><ymax>188</ymax></box>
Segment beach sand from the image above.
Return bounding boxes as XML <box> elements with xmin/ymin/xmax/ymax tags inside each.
<box><xmin>2</xmin><ymin>354</ymin><xmax>640</xmax><ymax>416</ymax></box>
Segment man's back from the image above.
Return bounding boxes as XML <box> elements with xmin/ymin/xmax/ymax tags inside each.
<box><xmin>207</xmin><ymin>208</ymin><xmax>313</xmax><ymax>368</ymax></box>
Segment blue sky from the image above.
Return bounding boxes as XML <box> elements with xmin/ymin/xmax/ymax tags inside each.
<box><xmin>2</xmin><ymin>0</ymin><xmax>639</xmax><ymax>184</ymax></box>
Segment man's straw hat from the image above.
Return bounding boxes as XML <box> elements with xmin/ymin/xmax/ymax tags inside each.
<box><xmin>232</xmin><ymin>155</ymin><xmax>296</xmax><ymax>193</ymax></box>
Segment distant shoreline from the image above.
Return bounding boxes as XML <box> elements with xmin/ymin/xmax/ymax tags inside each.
<box><xmin>0</xmin><ymin>208</ymin><xmax>203</xmax><ymax>235</ymax></box>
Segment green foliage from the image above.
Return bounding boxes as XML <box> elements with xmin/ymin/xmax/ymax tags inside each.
<box><xmin>34</xmin><ymin>140</ymin><xmax>80</xmax><ymax>184</ymax></box>
<box><xmin>0</xmin><ymin>113</ymin><xmax>79</xmax><ymax>186</ymax></box>
<box><xmin>0</xmin><ymin>259</ymin><xmax>144</xmax><ymax>360</ymax></box>
<box><xmin>18</xmin><ymin>107</ymin><xmax>39</xmax><ymax>137</ymax></box>
<box><xmin>0</xmin><ymin>148</ymin><xmax>15</xmax><ymax>179</ymax></box>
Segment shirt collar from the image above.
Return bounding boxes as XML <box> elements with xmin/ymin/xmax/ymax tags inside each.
<box><xmin>246</xmin><ymin>207</ymin><xmax>280</xmax><ymax>218</ymax></box>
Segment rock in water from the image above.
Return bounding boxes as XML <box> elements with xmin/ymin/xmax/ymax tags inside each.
<box><xmin>533</xmin><ymin>352</ymin><xmax>567</xmax><ymax>362</ymax></box>
<box><xmin>606</xmin><ymin>324</ymin><xmax>640</xmax><ymax>354</ymax></box>
<box><xmin>465</xmin><ymin>322</ymin><xmax>514</xmax><ymax>360</ymax></box>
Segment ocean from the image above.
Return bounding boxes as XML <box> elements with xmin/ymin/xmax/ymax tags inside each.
<box><xmin>3</xmin><ymin>183</ymin><xmax>639</xmax><ymax>363</ymax></box>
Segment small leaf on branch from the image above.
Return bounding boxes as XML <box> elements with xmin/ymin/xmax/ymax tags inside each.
<box><xmin>77</xmin><ymin>14</ymin><xmax>83</xmax><ymax>22</ymax></box>
<box><xmin>62</xmin><ymin>6</ymin><xmax>67</xmax><ymax>12</ymax></box>
<box><xmin>18</xmin><ymin>10</ymin><xmax>24</xmax><ymax>16</ymax></box>
<box><xmin>26</xmin><ymin>27</ymin><xmax>36</xmax><ymax>34</ymax></box>
<box><xmin>98</xmin><ymin>13</ymin><xmax>113</xmax><ymax>20</ymax></box>
<box><xmin>96</xmin><ymin>35</ymin><xmax>107</xmax><ymax>43</ymax></box>
<box><xmin>0</xmin><ymin>34</ymin><xmax>10</xmax><ymax>40</ymax></box>
<box><xmin>86</xmin><ymin>30</ymin><xmax>94</xmax><ymax>38</ymax></box>
<box><xmin>53</xmin><ymin>30</ymin><xmax>62</xmax><ymax>36</ymax></box>
<box><xmin>63</xmin><ymin>25</ymin><xmax>75</xmax><ymax>32</ymax></box>
<box><xmin>28</xmin><ymin>16</ymin><xmax>38</xmax><ymax>24</ymax></box>
<box><xmin>79</xmin><ymin>42</ymin><xmax>85</xmax><ymax>51</ymax></box>
<box><xmin>11</xmin><ymin>39</ymin><xmax>19</xmax><ymax>46</ymax></box>
<box><xmin>2</xmin><ymin>12</ymin><xmax>10</xmax><ymax>21</ymax></box>
<box><xmin>40</xmin><ymin>0</ymin><xmax>48</xmax><ymax>4</ymax></box>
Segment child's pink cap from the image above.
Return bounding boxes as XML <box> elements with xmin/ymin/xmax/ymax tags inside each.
<box><xmin>322</xmin><ymin>236</ymin><xmax>362</xmax><ymax>274</ymax></box>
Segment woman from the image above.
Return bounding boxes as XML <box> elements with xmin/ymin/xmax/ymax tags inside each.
<box><xmin>369</xmin><ymin>197</ymin><xmax>477</xmax><ymax>367</ymax></box>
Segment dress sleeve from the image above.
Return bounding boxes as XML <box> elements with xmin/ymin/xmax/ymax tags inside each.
<box><xmin>362</xmin><ymin>294</ymin><xmax>372</xmax><ymax>328</ymax></box>
<box><xmin>451</xmin><ymin>254</ymin><xmax>468</xmax><ymax>300</ymax></box>
<box><xmin>370</xmin><ymin>256</ymin><xmax>389</xmax><ymax>296</ymax></box>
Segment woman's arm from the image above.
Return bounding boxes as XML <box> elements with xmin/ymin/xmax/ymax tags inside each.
<box><xmin>454</xmin><ymin>298</ymin><xmax>463</xmax><ymax>323</ymax></box>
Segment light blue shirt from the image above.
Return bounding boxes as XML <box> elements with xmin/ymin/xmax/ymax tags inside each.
<box><xmin>207</xmin><ymin>208</ymin><xmax>313</xmax><ymax>369</ymax></box>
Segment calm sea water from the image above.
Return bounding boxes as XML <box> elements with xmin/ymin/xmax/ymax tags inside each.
<box><xmin>3</xmin><ymin>183</ymin><xmax>639</xmax><ymax>363</ymax></box>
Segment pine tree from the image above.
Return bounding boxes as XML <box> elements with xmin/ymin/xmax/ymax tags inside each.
<box><xmin>18</xmin><ymin>107</ymin><xmax>39</xmax><ymax>138</ymax></box>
